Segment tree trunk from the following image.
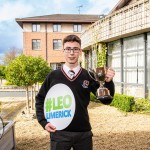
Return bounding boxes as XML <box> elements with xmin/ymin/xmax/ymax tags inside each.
<box><xmin>26</xmin><ymin>87</ymin><xmax>30</xmax><ymax>114</ymax></box>
<box><xmin>31</xmin><ymin>86</ymin><xmax>34</xmax><ymax>110</ymax></box>
<box><xmin>33</xmin><ymin>83</ymin><xmax>37</xmax><ymax>108</ymax></box>
<box><xmin>33</xmin><ymin>84</ymin><xmax>36</xmax><ymax>110</ymax></box>
<box><xmin>37</xmin><ymin>82</ymin><xmax>39</xmax><ymax>91</ymax></box>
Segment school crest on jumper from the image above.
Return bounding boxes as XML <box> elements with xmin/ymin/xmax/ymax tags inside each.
<box><xmin>82</xmin><ymin>80</ymin><xmax>89</xmax><ymax>88</ymax></box>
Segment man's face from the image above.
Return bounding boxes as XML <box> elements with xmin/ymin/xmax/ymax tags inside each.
<box><xmin>63</xmin><ymin>41</ymin><xmax>82</xmax><ymax>66</ymax></box>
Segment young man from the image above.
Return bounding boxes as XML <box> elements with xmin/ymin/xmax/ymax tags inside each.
<box><xmin>35</xmin><ymin>35</ymin><xmax>115</xmax><ymax>150</ymax></box>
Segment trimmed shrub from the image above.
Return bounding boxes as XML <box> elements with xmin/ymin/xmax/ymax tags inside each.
<box><xmin>110</xmin><ymin>93</ymin><xmax>135</xmax><ymax>112</ymax></box>
<box><xmin>90</xmin><ymin>92</ymin><xmax>100</xmax><ymax>103</ymax></box>
<box><xmin>132</xmin><ymin>98</ymin><xmax>150</xmax><ymax>112</ymax></box>
<box><xmin>90</xmin><ymin>92</ymin><xmax>150</xmax><ymax>113</ymax></box>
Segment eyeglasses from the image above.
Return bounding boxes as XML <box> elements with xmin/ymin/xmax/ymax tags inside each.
<box><xmin>64</xmin><ymin>47</ymin><xmax>80</xmax><ymax>53</ymax></box>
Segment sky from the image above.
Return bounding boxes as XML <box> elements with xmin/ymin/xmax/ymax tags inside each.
<box><xmin>0</xmin><ymin>0</ymin><xmax>119</xmax><ymax>57</ymax></box>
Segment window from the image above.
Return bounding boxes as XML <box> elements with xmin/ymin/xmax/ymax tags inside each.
<box><xmin>50</xmin><ymin>63</ymin><xmax>62</xmax><ymax>70</ymax></box>
<box><xmin>147</xmin><ymin>33</ymin><xmax>150</xmax><ymax>86</ymax></box>
<box><xmin>32</xmin><ymin>24</ymin><xmax>40</xmax><ymax>32</ymax></box>
<box><xmin>53</xmin><ymin>39</ymin><xmax>62</xmax><ymax>50</ymax></box>
<box><xmin>32</xmin><ymin>40</ymin><xmax>41</xmax><ymax>50</ymax></box>
<box><xmin>123</xmin><ymin>35</ymin><xmax>144</xmax><ymax>85</ymax></box>
<box><xmin>73</xmin><ymin>24</ymin><xmax>82</xmax><ymax>32</ymax></box>
<box><xmin>108</xmin><ymin>40</ymin><xmax>121</xmax><ymax>82</ymax></box>
<box><xmin>53</xmin><ymin>24</ymin><xmax>61</xmax><ymax>32</ymax></box>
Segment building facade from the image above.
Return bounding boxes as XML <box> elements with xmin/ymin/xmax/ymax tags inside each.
<box><xmin>16</xmin><ymin>14</ymin><xmax>100</xmax><ymax>70</ymax></box>
<box><xmin>81</xmin><ymin>0</ymin><xmax>150</xmax><ymax>98</ymax></box>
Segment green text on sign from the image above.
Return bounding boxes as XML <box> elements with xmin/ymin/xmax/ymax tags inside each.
<box><xmin>46</xmin><ymin>95</ymin><xmax>72</xmax><ymax>112</ymax></box>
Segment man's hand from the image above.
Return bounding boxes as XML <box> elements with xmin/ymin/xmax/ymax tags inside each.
<box><xmin>105</xmin><ymin>67</ymin><xmax>115</xmax><ymax>82</ymax></box>
<box><xmin>45</xmin><ymin>123</ymin><xmax>56</xmax><ymax>132</ymax></box>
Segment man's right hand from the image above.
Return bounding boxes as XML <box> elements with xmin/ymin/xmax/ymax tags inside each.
<box><xmin>45</xmin><ymin>123</ymin><xmax>56</xmax><ymax>132</ymax></box>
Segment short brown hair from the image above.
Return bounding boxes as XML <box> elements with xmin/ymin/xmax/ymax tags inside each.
<box><xmin>63</xmin><ymin>35</ymin><xmax>81</xmax><ymax>46</ymax></box>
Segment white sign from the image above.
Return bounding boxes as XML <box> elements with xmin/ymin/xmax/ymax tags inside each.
<box><xmin>44</xmin><ymin>84</ymin><xmax>75</xmax><ymax>130</ymax></box>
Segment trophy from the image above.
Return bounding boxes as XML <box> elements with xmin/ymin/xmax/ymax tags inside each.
<box><xmin>89</xmin><ymin>67</ymin><xmax>112</xmax><ymax>104</ymax></box>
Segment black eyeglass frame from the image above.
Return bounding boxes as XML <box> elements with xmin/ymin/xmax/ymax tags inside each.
<box><xmin>64</xmin><ymin>47</ymin><xmax>81</xmax><ymax>53</ymax></box>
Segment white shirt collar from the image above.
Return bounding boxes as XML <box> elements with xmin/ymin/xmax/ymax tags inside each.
<box><xmin>63</xmin><ymin>64</ymin><xmax>81</xmax><ymax>79</ymax></box>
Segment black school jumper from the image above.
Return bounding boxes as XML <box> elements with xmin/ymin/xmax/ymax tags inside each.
<box><xmin>35</xmin><ymin>67</ymin><xmax>115</xmax><ymax>149</ymax></box>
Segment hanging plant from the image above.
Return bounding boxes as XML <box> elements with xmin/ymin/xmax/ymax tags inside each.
<box><xmin>97</xmin><ymin>43</ymin><xmax>107</xmax><ymax>67</ymax></box>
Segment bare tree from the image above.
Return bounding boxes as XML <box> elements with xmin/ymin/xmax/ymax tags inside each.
<box><xmin>2</xmin><ymin>47</ymin><xmax>22</xmax><ymax>65</ymax></box>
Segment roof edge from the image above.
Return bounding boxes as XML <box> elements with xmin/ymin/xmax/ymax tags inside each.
<box><xmin>109</xmin><ymin>0</ymin><xmax>131</xmax><ymax>14</ymax></box>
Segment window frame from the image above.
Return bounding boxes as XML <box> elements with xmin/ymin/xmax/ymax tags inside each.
<box><xmin>53</xmin><ymin>39</ymin><xmax>62</xmax><ymax>50</ymax></box>
<box><xmin>53</xmin><ymin>24</ymin><xmax>61</xmax><ymax>32</ymax></box>
<box><xmin>32</xmin><ymin>24</ymin><xmax>40</xmax><ymax>32</ymax></box>
<box><xmin>73</xmin><ymin>24</ymin><xmax>82</xmax><ymax>32</ymax></box>
<box><xmin>32</xmin><ymin>39</ymin><xmax>41</xmax><ymax>50</ymax></box>
<box><xmin>50</xmin><ymin>63</ymin><xmax>62</xmax><ymax>70</ymax></box>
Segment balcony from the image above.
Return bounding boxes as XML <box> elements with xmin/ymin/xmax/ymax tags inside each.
<box><xmin>81</xmin><ymin>0</ymin><xmax>150</xmax><ymax>49</ymax></box>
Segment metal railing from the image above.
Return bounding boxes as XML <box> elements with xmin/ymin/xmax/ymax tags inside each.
<box><xmin>81</xmin><ymin>0</ymin><xmax>150</xmax><ymax>49</ymax></box>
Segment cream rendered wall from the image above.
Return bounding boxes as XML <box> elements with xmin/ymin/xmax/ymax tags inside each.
<box><xmin>23</xmin><ymin>23</ymin><xmax>31</xmax><ymax>32</ymax></box>
<box><xmin>23</xmin><ymin>23</ymin><xmax>45</xmax><ymax>32</ymax></box>
<box><xmin>40</xmin><ymin>23</ymin><xmax>46</xmax><ymax>32</ymax></box>
<box><xmin>46</xmin><ymin>23</ymin><xmax>73</xmax><ymax>33</ymax></box>
<box><xmin>23</xmin><ymin>23</ymin><xmax>92</xmax><ymax>33</ymax></box>
<box><xmin>62</xmin><ymin>23</ymin><xmax>91</xmax><ymax>33</ymax></box>
<box><xmin>82</xmin><ymin>24</ymin><xmax>91</xmax><ymax>31</ymax></box>
<box><xmin>62</xmin><ymin>24</ymin><xmax>73</xmax><ymax>32</ymax></box>
<box><xmin>47</xmin><ymin>23</ymin><xmax>53</xmax><ymax>32</ymax></box>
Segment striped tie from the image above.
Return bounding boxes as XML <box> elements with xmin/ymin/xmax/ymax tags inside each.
<box><xmin>68</xmin><ymin>70</ymin><xmax>75</xmax><ymax>79</ymax></box>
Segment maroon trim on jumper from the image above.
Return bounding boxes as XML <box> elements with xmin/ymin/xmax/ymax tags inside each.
<box><xmin>61</xmin><ymin>66</ymin><xmax>82</xmax><ymax>82</ymax></box>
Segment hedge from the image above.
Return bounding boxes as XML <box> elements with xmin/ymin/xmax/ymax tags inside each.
<box><xmin>110</xmin><ymin>93</ymin><xmax>135</xmax><ymax>112</ymax></box>
<box><xmin>90</xmin><ymin>93</ymin><xmax>150</xmax><ymax>113</ymax></box>
<box><xmin>132</xmin><ymin>98</ymin><xmax>150</xmax><ymax>112</ymax></box>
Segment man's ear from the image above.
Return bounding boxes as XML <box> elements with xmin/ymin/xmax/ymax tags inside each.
<box><xmin>80</xmin><ymin>49</ymin><xmax>82</xmax><ymax>55</ymax></box>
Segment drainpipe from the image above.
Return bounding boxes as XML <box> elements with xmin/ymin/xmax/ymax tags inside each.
<box><xmin>120</xmin><ymin>38</ymin><xmax>124</xmax><ymax>94</ymax></box>
<box><xmin>45</xmin><ymin>23</ymin><xmax>48</xmax><ymax>62</ymax></box>
<box><xmin>144</xmin><ymin>33</ymin><xmax>147</xmax><ymax>98</ymax></box>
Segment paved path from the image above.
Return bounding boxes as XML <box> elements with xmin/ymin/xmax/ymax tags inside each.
<box><xmin>0</xmin><ymin>91</ymin><xmax>31</xmax><ymax>97</ymax></box>
<box><xmin>0</xmin><ymin>97</ymin><xmax>26</xmax><ymax>120</ymax></box>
